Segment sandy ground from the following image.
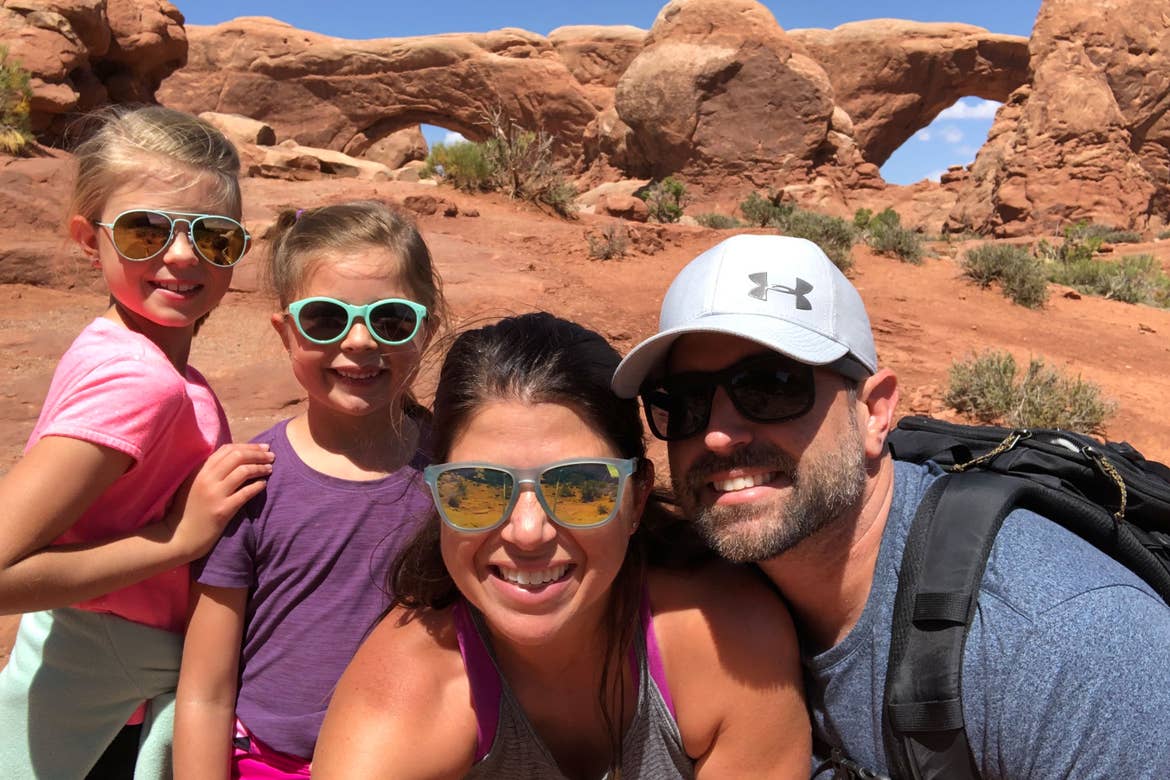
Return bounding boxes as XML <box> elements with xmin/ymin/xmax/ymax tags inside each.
<box><xmin>3</xmin><ymin>174</ymin><xmax>1170</xmax><ymax>662</ymax></box>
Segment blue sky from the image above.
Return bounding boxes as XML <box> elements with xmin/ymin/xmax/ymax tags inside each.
<box><xmin>181</xmin><ymin>1</ymin><xmax>1041</xmax><ymax>185</ymax></box>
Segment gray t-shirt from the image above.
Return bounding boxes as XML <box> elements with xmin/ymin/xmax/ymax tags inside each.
<box><xmin>805</xmin><ymin>460</ymin><xmax>1170</xmax><ymax>778</ymax></box>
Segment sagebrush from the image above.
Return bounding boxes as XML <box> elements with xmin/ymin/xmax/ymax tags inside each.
<box><xmin>695</xmin><ymin>213</ymin><xmax>741</xmax><ymax>230</ymax></box>
<box><xmin>945</xmin><ymin>351</ymin><xmax>1115</xmax><ymax>435</ymax></box>
<box><xmin>586</xmin><ymin>223</ymin><xmax>629</xmax><ymax>260</ymax></box>
<box><xmin>639</xmin><ymin>177</ymin><xmax>687</xmax><ymax>223</ymax></box>
<box><xmin>961</xmin><ymin>244</ymin><xmax>1049</xmax><ymax>308</ymax></box>
<box><xmin>738</xmin><ymin>191</ymin><xmax>856</xmax><ymax>272</ymax></box>
<box><xmin>421</xmin><ymin>108</ymin><xmax>577</xmax><ymax>217</ymax></box>
<box><xmin>0</xmin><ymin>45</ymin><xmax>33</xmax><ymax>155</ymax></box>
<box><xmin>855</xmin><ymin>207</ymin><xmax>924</xmax><ymax>264</ymax></box>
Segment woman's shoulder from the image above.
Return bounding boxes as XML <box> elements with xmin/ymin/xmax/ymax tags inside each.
<box><xmin>316</xmin><ymin>605</ymin><xmax>478</xmax><ymax>778</ymax></box>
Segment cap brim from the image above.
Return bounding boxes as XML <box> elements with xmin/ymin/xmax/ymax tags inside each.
<box><xmin>611</xmin><ymin>314</ymin><xmax>850</xmax><ymax>398</ymax></box>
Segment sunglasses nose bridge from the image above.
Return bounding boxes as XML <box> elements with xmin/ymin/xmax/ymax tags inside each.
<box><xmin>499</xmin><ymin>482</ymin><xmax>557</xmax><ymax>546</ymax></box>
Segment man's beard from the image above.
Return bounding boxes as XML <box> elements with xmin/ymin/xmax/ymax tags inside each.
<box><xmin>673</xmin><ymin>417</ymin><xmax>867</xmax><ymax>563</ymax></box>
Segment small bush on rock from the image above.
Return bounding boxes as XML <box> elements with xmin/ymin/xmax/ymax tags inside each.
<box><xmin>856</xmin><ymin>207</ymin><xmax>924</xmax><ymax>264</ymax></box>
<box><xmin>0</xmin><ymin>46</ymin><xmax>34</xmax><ymax>155</ymax></box>
<box><xmin>587</xmin><ymin>223</ymin><xmax>629</xmax><ymax>260</ymax></box>
<box><xmin>695</xmin><ymin>213</ymin><xmax>742</xmax><ymax>229</ymax></box>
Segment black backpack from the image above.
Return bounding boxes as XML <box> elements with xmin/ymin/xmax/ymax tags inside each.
<box><xmin>877</xmin><ymin>416</ymin><xmax>1170</xmax><ymax>780</ymax></box>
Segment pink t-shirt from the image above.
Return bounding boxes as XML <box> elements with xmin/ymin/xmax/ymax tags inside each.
<box><xmin>25</xmin><ymin>318</ymin><xmax>231</xmax><ymax>633</ymax></box>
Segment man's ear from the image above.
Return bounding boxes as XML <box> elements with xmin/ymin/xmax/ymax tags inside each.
<box><xmin>70</xmin><ymin>215</ymin><xmax>100</xmax><ymax>265</ymax></box>
<box><xmin>858</xmin><ymin>368</ymin><xmax>899</xmax><ymax>460</ymax></box>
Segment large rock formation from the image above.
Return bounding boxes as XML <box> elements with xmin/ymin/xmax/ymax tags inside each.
<box><xmin>612</xmin><ymin>0</ymin><xmax>840</xmax><ymax>186</ymax></box>
<box><xmin>790</xmin><ymin>21</ymin><xmax>1029</xmax><ymax>166</ymax></box>
<box><xmin>1</xmin><ymin>0</ymin><xmax>187</xmax><ymax>140</ymax></box>
<box><xmin>157</xmin><ymin>17</ymin><xmax>599</xmax><ymax>159</ymax></box>
<box><xmin>947</xmin><ymin>0</ymin><xmax>1170</xmax><ymax>236</ymax></box>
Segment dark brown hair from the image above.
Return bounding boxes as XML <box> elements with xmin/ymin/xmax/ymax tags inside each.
<box><xmin>389</xmin><ymin>312</ymin><xmax>684</xmax><ymax>773</ymax></box>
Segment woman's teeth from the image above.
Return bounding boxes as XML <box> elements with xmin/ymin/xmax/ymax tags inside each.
<box><xmin>712</xmin><ymin>472</ymin><xmax>776</xmax><ymax>492</ymax></box>
<box><xmin>497</xmin><ymin>564</ymin><xmax>569</xmax><ymax>587</ymax></box>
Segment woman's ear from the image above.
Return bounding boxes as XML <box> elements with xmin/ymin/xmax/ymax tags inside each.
<box><xmin>629</xmin><ymin>458</ymin><xmax>655</xmax><ymax>533</ymax></box>
<box><xmin>858</xmin><ymin>368</ymin><xmax>899</xmax><ymax>460</ymax></box>
<box><xmin>70</xmin><ymin>215</ymin><xmax>100</xmax><ymax>266</ymax></box>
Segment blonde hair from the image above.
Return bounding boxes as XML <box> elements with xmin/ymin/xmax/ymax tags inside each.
<box><xmin>70</xmin><ymin>105</ymin><xmax>242</xmax><ymax>221</ymax></box>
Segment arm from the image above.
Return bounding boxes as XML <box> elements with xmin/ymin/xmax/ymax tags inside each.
<box><xmin>0</xmin><ymin>438</ymin><xmax>273</xmax><ymax>613</ymax></box>
<box><xmin>313</xmin><ymin>609</ymin><xmax>478</xmax><ymax>779</ymax></box>
<box><xmin>174</xmin><ymin>584</ymin><xmax>247</xmax><ymax>780</ymax></box>
<box><xmin>650</xmin><ymin>564</ymin><xmax>811</xmax><ymax>779</ymax></box>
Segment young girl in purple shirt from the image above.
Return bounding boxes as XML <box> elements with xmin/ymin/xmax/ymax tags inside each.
<box><xmin>173</xmin><ymin>201</ymin><xmax>447</xmax><ymax>779</ymax></box>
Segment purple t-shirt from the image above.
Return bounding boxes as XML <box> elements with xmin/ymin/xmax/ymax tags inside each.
<box><xmin>195</xmin><ymin>418</ymin><xmax>432</xmax><ymax>760</ymax></box>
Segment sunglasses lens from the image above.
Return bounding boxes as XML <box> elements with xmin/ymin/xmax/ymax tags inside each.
<box><xmin>294</xmin><ymin>300</ymin><xmax>349</xmax><ymax>342</ymax></box>
<box><xmin>539</xmin><ymin>462</ymin><xmax>623</xmax><ymax>526</ymax></box>
<box><xmin>433</xmin><ymin>467</ymin><xmax>514</xmax><ymax>530</ymax></box>
<box><xmin>643</xmin><ymin>385</ymin><xmax>711</xmax><ymax>441</ymax></box>
<box><xmin>192</xmin><ymin>217</ymin><xmax>248</xmax><ymax>266</ymax></box>
<box><xmin>111</xmin><ymin>210</ymin><xmax>172</xmax><ymax>259</ymax></box>
<box><xmin>729</xmin><ymin>362</ymin><xmax>814</xmax><ymax>420</ymax></box>
<box><xmin>367</xmin><ymin>301</ymin><xmax>421</xmax><ymax>344</ymax></box>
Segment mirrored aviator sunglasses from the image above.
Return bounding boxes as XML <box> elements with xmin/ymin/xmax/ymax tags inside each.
<box><xmin>423</xmin><ymin>458</ymin><xmax>639</xmax><ymax>532</ymax></box>
<box><xmin>640</xmin><ymin>354</ymin><xmax>817</xmax><ymax>441</ymax></box>
<box><xmin>287</xmin><ymin>296</ymin><xmax>428</xmax><ymax>346</ymax></box>
<box><xmin>93</xmin><ymin>209</ymin><xmax>250</xmax><ymax>267</ymax></box>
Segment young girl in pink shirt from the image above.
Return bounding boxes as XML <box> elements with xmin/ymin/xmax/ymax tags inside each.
<box><xmin>0</xmin><ymin>106</ymin><xmax>274</xmax><ymax>778</ymax></box>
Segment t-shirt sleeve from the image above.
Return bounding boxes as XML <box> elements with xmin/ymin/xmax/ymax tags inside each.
<box><xmin>194</xmin><ymin>493</ymin><xmax>262</xmax><ymax>589</ymax></box>
<box><xmin>38</xmin><ymin>354</ymin><xmax>186</xmax><ymax>462</ymax></box>
<box><xmin>989</xmin><ymin>585</ymin><xmax>1170</xmax><ymax>778</ymax></box>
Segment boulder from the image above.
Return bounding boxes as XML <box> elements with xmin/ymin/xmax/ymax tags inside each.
<box><xmin>946</xmin><ymin>0</ymin><xmax>1170</xmax><ymax>235</ymax></box>
<box><xmin>199</xmin><ymin>112</ymin><xmax>276</xmax><ymax>147</ymax></box>
<box><xmin>1</xmin><ymin>0</ymin><xmax>186</xmax><ymax>140</ymax></box>
<box><xmin>343</xmin><ymin>126</ymin><xmax>428</xmax><ymax>170</ymax></box>
<box><xmin>254</xmin><ymin>142</ymin><xmax>392</xmax><ymax>182</ymax></box>
<box><xmin>614</xmin><ymin>0</ymin><xmax>837</xmax><ymax>186</ymax></box>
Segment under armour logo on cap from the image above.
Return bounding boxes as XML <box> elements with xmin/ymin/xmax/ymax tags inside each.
<box><xmin>748</xmin><ymin>272</ymin><xmax>813</xmax><ymax>310</ymax></box>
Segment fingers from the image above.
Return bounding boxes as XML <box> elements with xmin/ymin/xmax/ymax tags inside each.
<box><xmin>195</xmin><ymin>444</ymin><xmax>275</xmax><ymax>488</ymax></box>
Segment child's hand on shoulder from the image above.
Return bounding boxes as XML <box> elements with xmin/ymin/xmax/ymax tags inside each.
<box><xmin>164</xmin><ymin>443</ymin><xmax>274</xmax><ymax>560</ymax></box>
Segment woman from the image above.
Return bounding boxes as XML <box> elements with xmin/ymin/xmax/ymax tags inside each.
<box><xmin>314</xmin><ymin>312</ymin><xmax>809</xmax><ymax>779</ymax></box>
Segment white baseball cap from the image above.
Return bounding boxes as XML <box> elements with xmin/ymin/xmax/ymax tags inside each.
<box><xmin>611</xmin><ymin>234</ymin><xmax>877</xmax><ymax>398</ymax></box>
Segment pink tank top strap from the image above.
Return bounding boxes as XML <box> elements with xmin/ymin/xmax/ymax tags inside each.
<box><xmin>453</xmin><ymin>599</ymin><xmax>502</xmax><ymax>762</ymax></box>
<box><xmin>640</xmin><ymin>585</ymin><xmax>677</xmax><ymax>719</ymax></box>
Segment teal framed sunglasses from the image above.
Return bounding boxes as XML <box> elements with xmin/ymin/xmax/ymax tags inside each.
<box><xmin>286</xmin><ymin>296</ymin><xmax>427</xmax><ymax>346</ymax></box>
<box><xmin>92</xmin><ymin>208</ymin><xmax>250</xmax><ymax>267</ymax></box>
<box><xmin>423</xmin><ymin>457</ymin><xmax>639</xmax><ymax>532</ymax></box>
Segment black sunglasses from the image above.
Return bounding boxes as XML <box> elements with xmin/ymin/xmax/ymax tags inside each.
<box><xmin>640</xmin><ymin>354</ymin><xmax>816</xmax><ymax>441</ymax></box>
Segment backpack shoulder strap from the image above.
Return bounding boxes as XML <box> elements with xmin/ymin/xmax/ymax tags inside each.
<box><xmin>882</xmin><ymin>471</ymin><xmax>1035</xmax><ymax>780</ymax></box>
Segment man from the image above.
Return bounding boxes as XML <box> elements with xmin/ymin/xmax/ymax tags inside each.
<box><xmin>611</xmin><ymin>234</ymin><xmax>1170</xmax><ymax>778</ymax></box>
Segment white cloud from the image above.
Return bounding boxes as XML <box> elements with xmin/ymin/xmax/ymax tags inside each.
<box><xmin>941</xmin><ymin>126</ymin><xmax>964</xmax><ymax>145</ymax></box>
<box><xmin>938</xmin><ymin>99</ymin><xmax>1002</xmax><ymax>120</ymax></box>
<box><xmin>916</xmin><ymin>129</ymin><xmax>933</xmax><ymax>142</ymax></box>
<box><xmin>443</xmin><ymin>131</ymin><xmax>467</xmax><ymax>145</ymax></box>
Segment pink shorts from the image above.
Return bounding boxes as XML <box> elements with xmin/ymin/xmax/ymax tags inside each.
<box><xmin>232</xmin><ymin>721</ymin><xmax>311</xmax><ymax>780</ymax></box>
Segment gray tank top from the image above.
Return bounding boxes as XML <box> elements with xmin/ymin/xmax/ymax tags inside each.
<box><xmin>454</xmin><ymin>597</ymin><xmax>694</xmax><ymax>780</ymax></box>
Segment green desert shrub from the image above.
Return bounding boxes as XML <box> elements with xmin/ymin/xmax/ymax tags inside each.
<box><xmin>639</xmin><ymin>176</ymin><xmax>687</xmax><ymax>223</ymax></box>
<box><xmin>1046</xmin><ymin>252</ymin><xmax>1170</xmax><ymax>307</ymax></box>
<box><xmin>856</xmin><ymin>207</ymin><xmax>924</xmax><ymax>264</ymax></box>
<box><xmin>946</xmin><ymin>351</ymin><xmax>1115</xmax><ymax>435</ymax></box>
<box><xmin>1064</xmin><ymin>220</ymin><xmax>1142</xmax><ymax>245</ymax></box>
<box><xmin>961</xmin><ymin>244</ymin><xmax>1049</xmax><ymax>308</ymax></box>
<box><xmin>739</xmin><ymin>190</ymin><xmax>793</xmax><ymax>227</ymax></box>
<box><xmin>695</xmin><ymin>212</ymin><xmax>742</xmax><ymax>229</ymax></box>
<box><xmin>0</xmin><ymin>45</ymin><xmax>33</xmax><ymax>155</ymax></box>
<box><xmin>781</xmin><ymin>208</ymin><xmax>856</xmax><ymax>272</ymax></box>
<box><xmin>422</xmin><ymin>109</ymin><xmax>578</xmax><ymax>217</ymax></box>
<box><xmin>423</xmin><ymin>141</ymin><xmax>494</xmax><ymax>192</ymax></box>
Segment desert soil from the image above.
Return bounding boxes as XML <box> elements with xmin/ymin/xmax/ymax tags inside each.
<box><xmin>2</xmin><ymin>175</ymin><xmax>1170</xmax><ymax>662</ymax></box>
